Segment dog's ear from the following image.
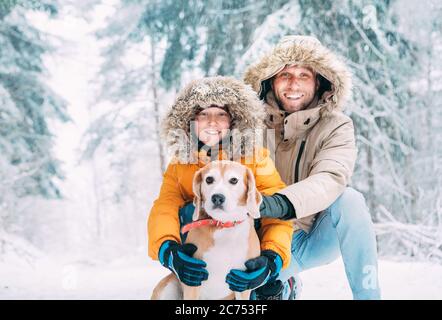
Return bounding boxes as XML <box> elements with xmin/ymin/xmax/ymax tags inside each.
<box><xmin>192</xmin><ymin>168</ymin><xmax>204</xmax><ymax>221</ymax></box>
<box><xmin>245</xmin><ymin>167</ymin><xmax>262</xmax><ymax>219</ymax></box>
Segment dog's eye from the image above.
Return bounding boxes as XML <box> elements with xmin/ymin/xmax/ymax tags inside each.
<box><xmin>205</xmin><ymin>176</ymin><xmax>214</xmax><ymax>184</ymax></box>
<box><xmin>229</xmin><ymin>178</ymin><xmax>238</xmax><ymax>185</ymax></box>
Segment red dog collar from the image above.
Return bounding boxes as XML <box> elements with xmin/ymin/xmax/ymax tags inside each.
<box><xmin>181</xmin><ymin>218</ymin><xmax>244</xmax><ymax>234</ymax></box>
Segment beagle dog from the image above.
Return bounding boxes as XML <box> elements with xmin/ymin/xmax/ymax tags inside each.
<box><xmin>151</xmin><ymin>160</ymin><xmax>262</xmax><ymax>300</ymax></box>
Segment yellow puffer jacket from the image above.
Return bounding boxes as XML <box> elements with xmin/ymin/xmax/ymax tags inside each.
<box><xmin>147</xmin><ymin>148</ymin><xmax>294</xmax><ymax>268</ymax></box>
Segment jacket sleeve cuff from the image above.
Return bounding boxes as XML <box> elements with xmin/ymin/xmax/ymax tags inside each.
<box><xmin>261</xmin><ymin>250</ymin><xmax>283</xmax><ymax>275</ymax></box>
<box><xmin>158</xmin><ymin>240</ymin><xmax>177</xmax><ymax>265</ymax></box>
<box><xmin>277</xmin><ymin>187</ymin><xmax>304</xmax><ymax>219</ymax></box>
<box><xmin>260</xmin><ymin>243</ymin><xmax>290</xmax><ymax>269</ymax></box>
<box><xmin>275</xmin><ymin>193</ymin><xmax>297</xmax><ymax>219</ymax></box>
<box><xmin>149</xmin><ymin>236</ymin><xmax>181</xmax><ymax>261</ymax></box>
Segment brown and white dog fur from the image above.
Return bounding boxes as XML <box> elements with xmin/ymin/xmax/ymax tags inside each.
<box><xmin>151</xmin><ymin>160</ymin><xmax>262</xmax><ymax>300</ymax></box>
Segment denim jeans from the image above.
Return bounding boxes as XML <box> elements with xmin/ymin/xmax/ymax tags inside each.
<box><xmin>278</xmin><ymin>187</ymin><xmax>381</xmax><ymax>300</ymax></box>
<box><xmin>179</xmin><ymin>187</ymin><xmax>381</xmax><ymax>300</ymax></box>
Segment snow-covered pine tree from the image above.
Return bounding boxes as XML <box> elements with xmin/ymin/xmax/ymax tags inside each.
<box><xmin>79</xmin><ymin>0</ymin><xmax>168</xmax><ymax>249</ymax></box>
<box><xmin>0</xmin><ymin>0</ymin><xmax>68</xmax><ymax>256</ymax></box>
<box><xmin>389</xmin><ymin>0</ymin><xmax>442</xmax><ymax>261</ymax></box>
<box><xmin>134</xmin><ymin>0</ymin><xmax>290</xmax><ymax>88</ymax></box>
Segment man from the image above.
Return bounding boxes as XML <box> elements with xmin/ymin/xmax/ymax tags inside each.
<box><xmin>243</xmin><ymin>35</ymin><xmax>381</xmax><ymax>300</ymax></box>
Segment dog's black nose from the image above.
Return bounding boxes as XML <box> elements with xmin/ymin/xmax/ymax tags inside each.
<box><xmin>211</xmin><ymin>194</ymin><xmax>225</xmax><ymax>206</ymax></box>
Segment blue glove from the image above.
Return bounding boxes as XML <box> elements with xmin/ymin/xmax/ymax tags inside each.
<box><xmin>225</xmin><ymin>250</ymin><xmax>283</xmax><ymax>292</ymax></box>
<box><xmin>159</xmin><ymin>240</ymin><xmax>209</xmax><ymax>287</ymax></box>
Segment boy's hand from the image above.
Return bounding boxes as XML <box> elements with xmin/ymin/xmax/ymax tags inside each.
<box><xmin>159</xmin><ymin>240</ymin><xmax>209</xmax><ymax>286</ymax></box>
<box><xmin>225</xmin><ymin>250</ymin><xmax>282</xmax><ymax>292</ymax></box>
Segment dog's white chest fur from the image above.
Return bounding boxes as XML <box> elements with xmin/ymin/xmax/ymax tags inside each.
<box><xmin>199</xmin><ymin>221</ymin><xmax>251</xmax><ymax>299</ymax></box>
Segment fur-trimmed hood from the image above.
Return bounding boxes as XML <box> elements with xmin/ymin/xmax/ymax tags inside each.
<box><xmin>161</xmin><ymin>76</ymin><xmax>266</xmax><ymax>163</ymax></box>
<box><xmin>243</xmin><ymin>35</ymin><xmax>352</xmax><ymax>115</ymax></box>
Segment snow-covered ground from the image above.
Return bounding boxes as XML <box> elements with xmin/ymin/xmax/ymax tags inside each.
<box><xmin>1</xmin><ymin>254</ymin><xmax>441</xmax><ymax>300</ymax></box>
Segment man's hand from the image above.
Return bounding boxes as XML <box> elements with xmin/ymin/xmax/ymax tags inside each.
<box><xmin>260</xmin><ymin>193</ymin><xmax>296</xmax><ymax>219</ymax></box>
<box><xmin>225</xmin><ymin>250</ymin><xmax>282</xmax><ymax>292</ymax></box>
<box><xmin>159</xmin><ymin>240</ymin><xmax>209</xmax><ymax>287</ymax></box>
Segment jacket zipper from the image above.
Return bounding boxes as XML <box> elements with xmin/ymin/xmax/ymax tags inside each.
<box><xmin>294</xmin><ymin>140</ymin><xmax>306</xmax><ymax>183</ymax></box>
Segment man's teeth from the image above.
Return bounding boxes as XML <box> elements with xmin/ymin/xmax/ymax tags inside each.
<box><xmin>205</xmin><ymin>129</ymin><xmax>219</xmax><ymax>135</ymax></box>
<box><xmin>286</xmin><ymin>93</ymin><xmax>303</xmax><ymax>100</ymax></box>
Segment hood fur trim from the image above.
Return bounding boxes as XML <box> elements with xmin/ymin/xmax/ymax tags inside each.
<box><xmin>243</xmin><ymin>35</ymin><xmax>352</xmax><ymax>115</ymax></box>
<box><xmin>161</xmin><ymin>76</ymin><xmax>266</xmax><ymax>163</ymax></box>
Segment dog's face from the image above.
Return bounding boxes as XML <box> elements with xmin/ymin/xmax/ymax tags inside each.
<box><xmin>192</xmin><ymin>160</ymin><xmax>262</xmax><ymax>222</ymax></box>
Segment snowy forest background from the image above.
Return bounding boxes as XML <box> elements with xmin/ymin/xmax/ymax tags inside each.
<box><xmin>1</xmin><ymin>0</ymin><xmax>442</xmax><ymax>299</ymax></box>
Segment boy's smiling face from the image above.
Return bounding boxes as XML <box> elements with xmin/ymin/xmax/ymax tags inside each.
<box><xmin>194</xmin><ymin>106</ymin><xmax>231</xmax><ymax>146</ymax></box>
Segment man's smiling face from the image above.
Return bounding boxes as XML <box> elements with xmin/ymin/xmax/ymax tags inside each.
<box><xmin>271</xmin><ymin>65</ymin><xmax>319</xmax><ymax>113</ymax></box>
